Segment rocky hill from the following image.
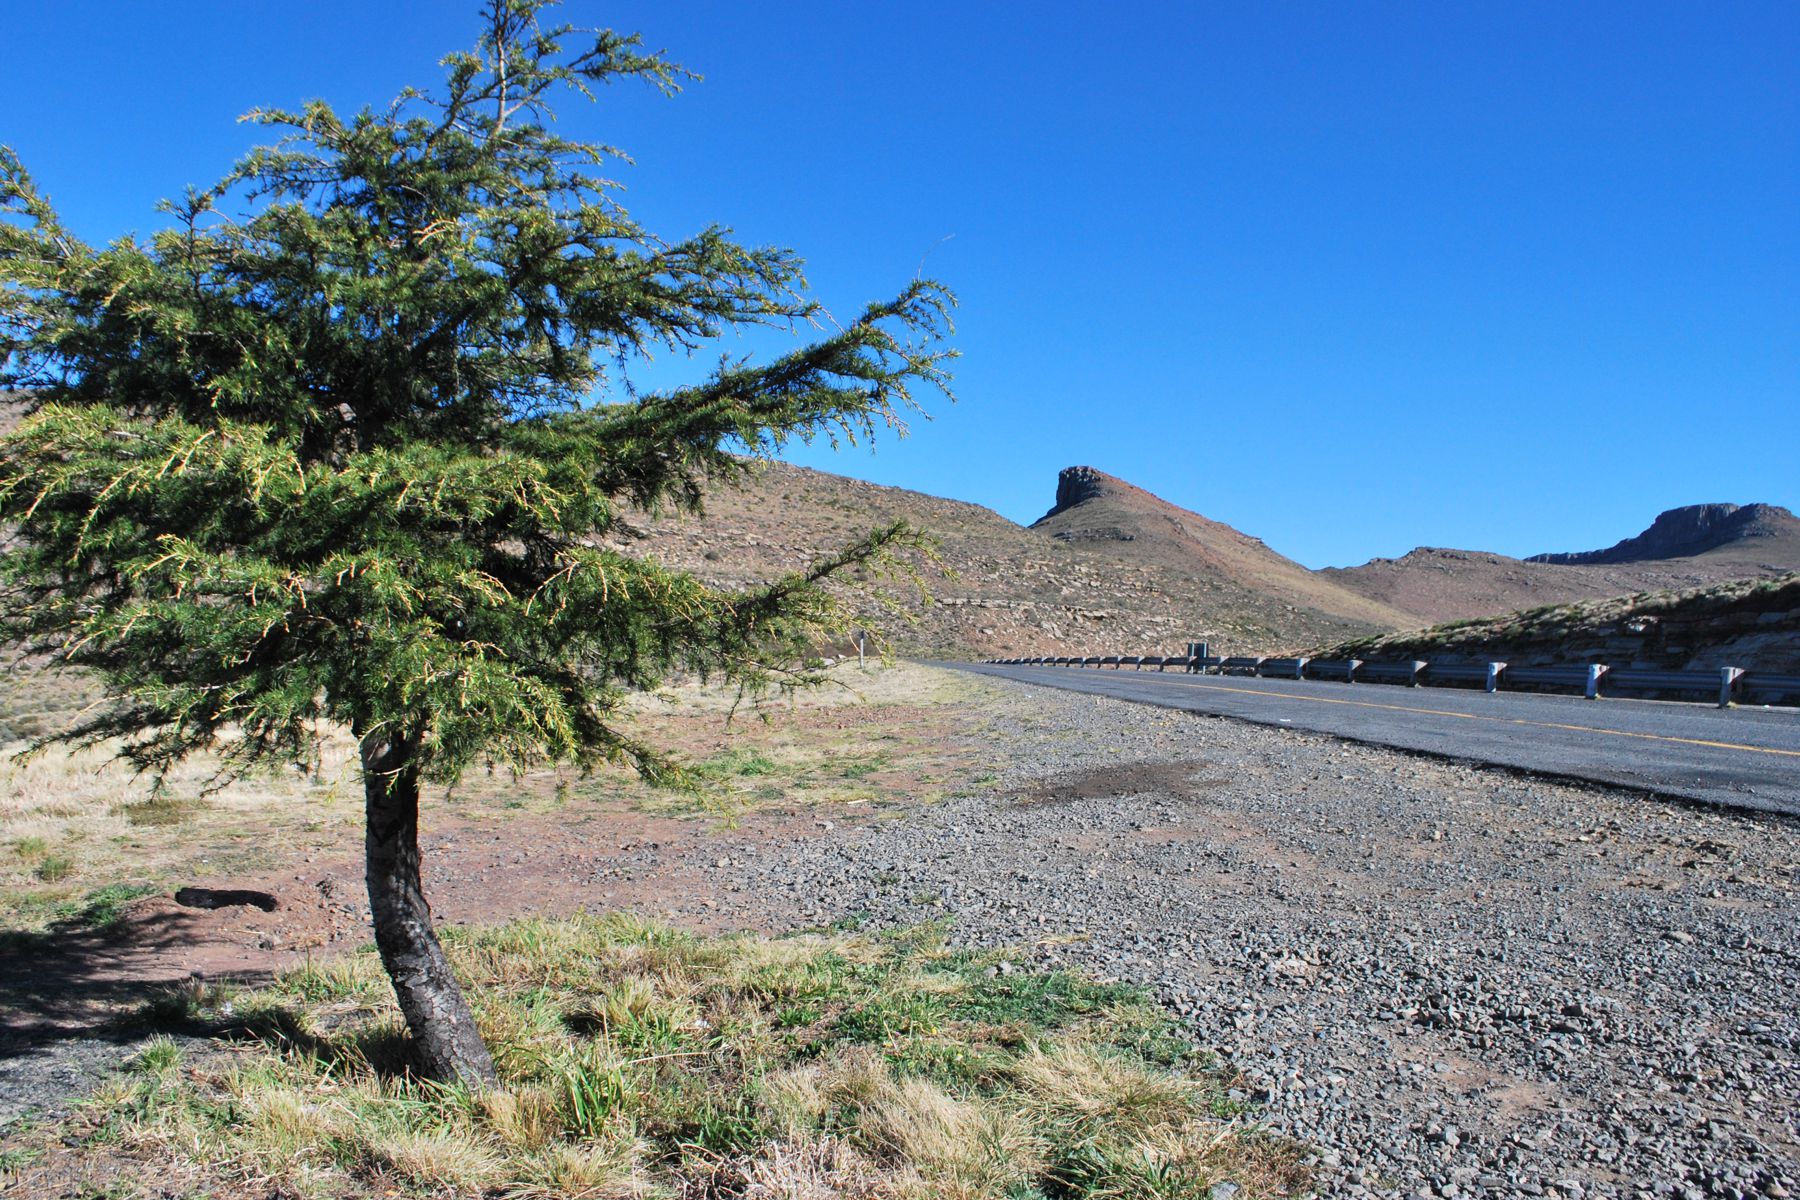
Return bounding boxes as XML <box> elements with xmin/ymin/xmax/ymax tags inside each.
<box><xmin>632</xmin><ymin>465</ymin><xmax>1800</xmax><ymax>659</ymax></box>
<box><xmin>1529</xmin><ymin>502</ymin><xmax>1800</xmax><ymax>566</ymax></box>
<box><xmin>1318</xmin><ymin>573</ymin><xmax>1800</xmax><ymax>675</ymax></box>
<box><xmin>1031</xmin><ymin>468</ymin><xmax>1413</xmax><ymax>630</ymax></box>
<box><xmin>1324</xmin><ymin>505</ymin><xmax>1800</xmax><ymax>627</ymax></box>
<box><xmin>624</xmin><ymin>463</ymin><xmax>1407</xmax><ymax>658</ymax></box>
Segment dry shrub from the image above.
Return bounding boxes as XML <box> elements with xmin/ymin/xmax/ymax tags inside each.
<box><xmin>763</xmin><ymin>1051</ymin><xmax>1043</xmax><ymax>1195</ymax></box>
<box><xmin>517</xmin><ymin>1132</ymin><xmax>647</xmax><ymax>1198</ymax></box>
<box><xmin>477</xmin><ymin>1085</ymin><xmax>563</xmax><ymax>1151</ymax></box>
<box><xmin>689</xmin><ymin>1134</ymin><xmax>899</xmax><ymax>1200</ymax></box>
<box><xmin>1011</xmin><ymin>1039</ymin><xmax>1200</xmax><ymax>1138</ymax></box>
<box><xmin>366</xmin><ymin>1128</ymin><xmax>504</xmax><ymax>1190</ymax></box>
<box><xmin>860</xmin><ymin>1075</ymin><xmax>1043</xmax><ymax>1194</ymax></box>
<box><xmin>239</xmin><ymin>1088</ymin><xmax>353</xmax><ymax>1168</ymax></box>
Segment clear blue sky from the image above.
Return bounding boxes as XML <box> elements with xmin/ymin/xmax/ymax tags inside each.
<box><xmin>4</xmin><ymin>1</ymin><xmax>1794</xmax><ymax>567</ymax></box>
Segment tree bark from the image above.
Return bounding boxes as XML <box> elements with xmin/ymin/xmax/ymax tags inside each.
<box><xmin>361</xmin><ymin>729</ymin><xmax>498</xmax><ymax>1086</ymax></box>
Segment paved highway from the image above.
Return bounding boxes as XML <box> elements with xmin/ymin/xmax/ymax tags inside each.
<box><xmin>946</xmin><ymin>662</ymin><xmax>1800</xmax><ymax>816</ymax></box>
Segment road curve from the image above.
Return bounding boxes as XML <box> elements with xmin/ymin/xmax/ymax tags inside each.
<box><xmin>943</xmin><ymin>662</ymin><xmax>1800</xmax><ymax>816</ymax></box>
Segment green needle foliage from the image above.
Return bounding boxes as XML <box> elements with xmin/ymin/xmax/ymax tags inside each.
<box><xmin>0</xmin><ymin>0</ymin><xmax>951</xmax><ymax>783</ymax></box>
<box><xmin>0</xmin><ymin>0</ymin><xmax>952</xmax><ymax>1082</ymax></box>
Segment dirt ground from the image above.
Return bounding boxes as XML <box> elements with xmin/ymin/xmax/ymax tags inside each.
<box><xmin>0</xmin><ymin>664</ymin><xmax>1006</xmax><ymax>1053</ymax></box>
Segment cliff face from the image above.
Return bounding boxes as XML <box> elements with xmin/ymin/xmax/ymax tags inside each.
<box><xmin>1530</xmin><ymin>504</ymin><xmax>1800</xmax><ymax>565</ymax></box>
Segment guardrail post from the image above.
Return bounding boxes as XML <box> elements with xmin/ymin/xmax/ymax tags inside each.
<box><xmin>1485</xmin><ymin>662</ymin><xmax>1504</xmax><ymax>693</ymax></box>
<box><xmin>1585</xmin><ymin>663</ymin><xmax>1603</xmax><ymax>700</ymax></box>
<box><xmin>1720</xmin><ymin>666</ymin><xmax>1743</xmax><ymax>708</ymax></box>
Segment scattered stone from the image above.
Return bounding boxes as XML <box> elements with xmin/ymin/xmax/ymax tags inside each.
<box><xmin>692</xmin><ymin>677</ymin><xmax>1800</xmax><ymax>1191</ymax></box>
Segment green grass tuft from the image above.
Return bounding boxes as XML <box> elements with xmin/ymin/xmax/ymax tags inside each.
<box><xmin>10</xmin><ymin>836</ymin><xmax>49</xmax><ymax>861</ymax></box>
<box><xmin>32</xmin><ymin>854</ymin><xmax>74</xmax><ymax>883</ymax></box>
<box><xmin>73</xmin><ymin>883</ymin><xmax>160</xmax><ymax>928</ymax></box>
<box><xmin>694</xmin><ymin>748</ymin><xmax>782</xmax><ymax>779</ymax></box>
<box><xmin>125</xmin><ymin>1037</ymin><xmax>183</xmax><ymax>1075</ymax></box>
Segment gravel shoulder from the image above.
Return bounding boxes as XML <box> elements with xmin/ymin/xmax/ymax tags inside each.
<box><xmin>690</xmin><ymin>673</ymin><xmax>1800</xmax><ymax>1199</ymax></box>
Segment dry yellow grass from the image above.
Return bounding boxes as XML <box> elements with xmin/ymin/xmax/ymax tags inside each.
<box><xmin>0</xmin><ymin>715</ymin><xmax>362</xmax><ymax>928</ymax></box>
<box><xmin>0</xmin><ymin>661</ymin><xmax>1021</xmax><ymax>930</ymax></box>
<box><xmin>20</xmin><ymin>915</ymin><xmax>1310</xmax><ymax>1199</ymax></box>
<box><xmin>625</xmin><ymin>656</ymin><xmax>999</xmax><ymax>716</ymax></box>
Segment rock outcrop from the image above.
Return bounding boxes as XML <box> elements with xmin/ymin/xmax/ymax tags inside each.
<box><xmin>1037</xmin><ymin>466</ymin><xmax>1127</xmax><ymax>524</ymax></box>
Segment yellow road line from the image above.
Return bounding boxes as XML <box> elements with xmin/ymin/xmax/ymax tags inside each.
<box><xmin>1067</xmin><ymin>673</ymin><xmax>1800</xmax><ymax>760</ymax></box>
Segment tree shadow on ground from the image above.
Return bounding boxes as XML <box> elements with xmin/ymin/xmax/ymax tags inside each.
<box><xmin>0</xmin><ymin>908</ymin><xmax>425</xmax><ymax>1095</ymax></box>
<box><xmin>0</xmin><ymin>908</ymin><xmax>277</xmax><ymax>1060</ymax></box>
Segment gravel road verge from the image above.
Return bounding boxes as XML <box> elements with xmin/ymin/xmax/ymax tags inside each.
<box><xmin>687</xmin><ymin>676</ymin><xmax>1800</xmax><ymax>1199</ymax></box>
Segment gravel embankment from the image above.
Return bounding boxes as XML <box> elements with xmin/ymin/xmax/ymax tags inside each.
<box><xmin>691</xmin><ymin>679</ymin><xmax>1800</xmax><ymax>1199</ymax></box>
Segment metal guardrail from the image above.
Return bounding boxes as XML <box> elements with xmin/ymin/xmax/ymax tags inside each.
<box><xmin>1739</xmin><ymin>672</ymin><xmax>1800</xmax><ymax>704</ymax></box>
<box><xmin>1507</xmin><ymin>664</ymin><xmax>1606</xmax><ymax>699</ymax></box>
<box><xmin>1422</xmin><ymin>661</ymin><xmax>1506</xmax><ymax>693</ymax></box>
<box><xmin>980</xmin><ymin>653</ymin><xmax>1790</xmax><ymax>708</ymax></box>
<box><xmin>1605</xmin><ymin>667</ymin><xmax>1739</xmax><ymax>707</ymax></box>
<box><xmin>1358</xmin><ymin>659</ymin><xmax>1426</xmax><ymax>687</ymax></box>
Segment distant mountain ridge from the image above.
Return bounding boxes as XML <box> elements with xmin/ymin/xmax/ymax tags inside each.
<box><xmin>2</xmin><ymin>384</ymin><xmax>1793</xmax><ymax>657</ymax></box>
<box><xmin>626</xmin><ymin>459</ymin><xmax>1798</xmax><ymax>657</ymax></box>
<box><xmin>1322</xmin><ymin>573</ymin><xmax>1800</xmax><ymax>677</ymax></box>
<box><xmin>1529</xmin><ymin>503</ymin><xmax>1800</xmax><ymax>566</ymax></box>
<box><xmin>1325</xmin><ymin>501</ymin><xmax>1800</xmax><ymax>626</ymax></box>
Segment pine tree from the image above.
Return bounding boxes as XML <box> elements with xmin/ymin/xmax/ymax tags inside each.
<box><xmin>0</xmin><ymin>1</ymin><xmax>952</xmax><ymax>1084</ymax></box>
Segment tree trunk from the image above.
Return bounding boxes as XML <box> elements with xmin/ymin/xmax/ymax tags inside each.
<box><xmin>361</xmin><ymin>729</ymin><xmax>498</xmax><ymax>1087</ymax></box>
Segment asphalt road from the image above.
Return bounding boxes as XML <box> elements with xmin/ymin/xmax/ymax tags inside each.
<box><xmin>945</xmin><ymin>662</ymin><xmax>1800</xmax><ymax>816</ymax></box>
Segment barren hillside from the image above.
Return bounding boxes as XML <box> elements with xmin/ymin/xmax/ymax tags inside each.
<box><xmin>624</xmin><ymin>463</ymin><xmax>1403</xmax><ymax>658</ymax></box>
<box><xmin>1325</xmin><ymin>504</ymin><xmax>1800</xmax><ymax>626</ymax></box>
<box><xmin>1031</xmin><ymin>467</ymin><xmax>1415</xmax><ymax>630</ymax></box>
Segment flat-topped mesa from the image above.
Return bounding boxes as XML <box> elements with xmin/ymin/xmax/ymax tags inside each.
<box><xmin>1530</xmin><ymin>503</ymin><xmax>1800</xmax><ymax>565</ymax></box>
